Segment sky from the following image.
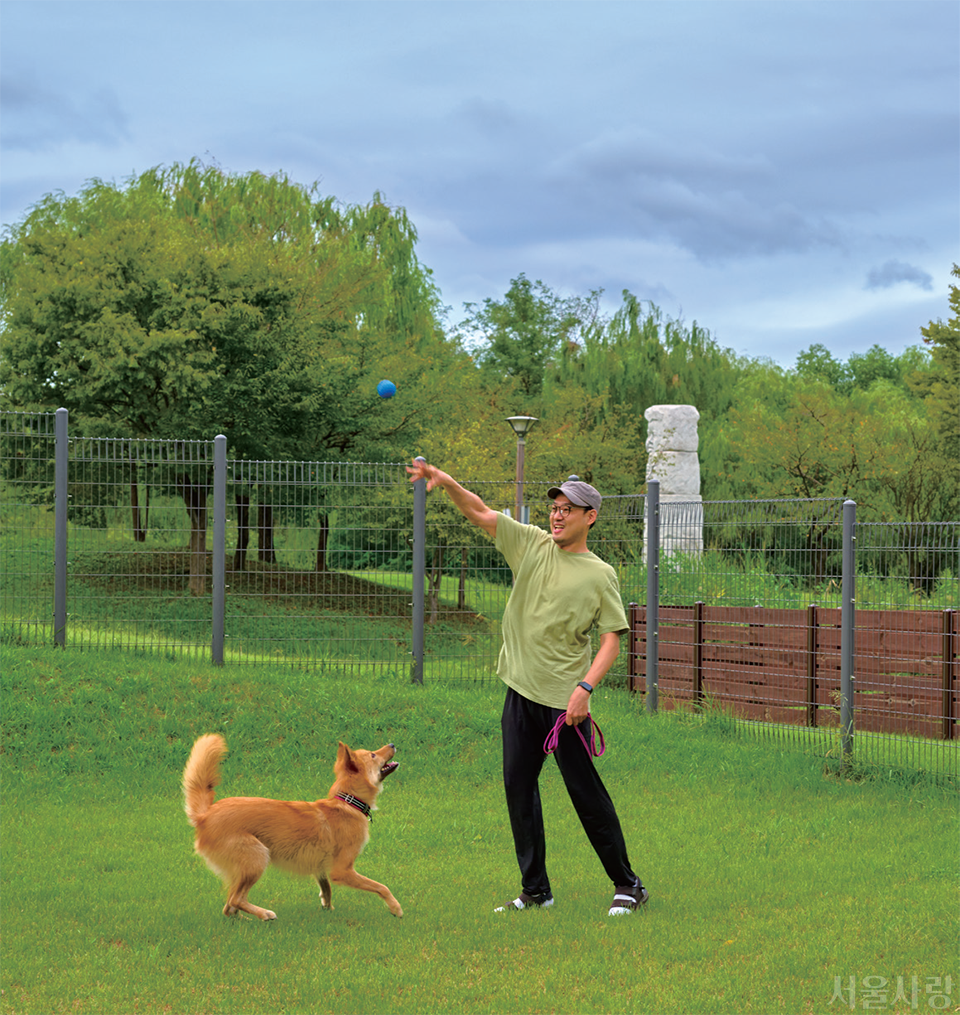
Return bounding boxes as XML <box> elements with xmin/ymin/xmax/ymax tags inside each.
<box><xmin>1</xmin><ymin>0</ymin><xmax>957</xmax><ymax>368</ymax></box>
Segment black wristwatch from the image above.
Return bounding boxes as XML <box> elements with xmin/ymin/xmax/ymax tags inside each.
<box><xmin>577</xmin><ymin>681</ymin><xmax>594</xmax><ymax>694</ymax></box>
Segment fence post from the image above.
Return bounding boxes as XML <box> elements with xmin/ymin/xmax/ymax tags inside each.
<box><xmin>411</xmin><ymin>457</ymin><xmax>426</xmax><ymax>684</ymax></box>
<box><xmin>628</xmin><ymin>602</ymin><xmax>641</xmax><ymax>691</ymax></box>
<box><xmin>211</xmin><ymin>435</ymin><xmax>227</xmax><ymax>665</ymax></box>
<box><xmin>806</xmin><ymin>604</ymin><xmax>818</xmax><ymax>728</ymax></box>
<box><xmin>942</xmin><ymin>610</ymin><xmax>955</xmax><ymax>741</ymax></box>
<box><xmin>693</xmin><ymin>600</ymin><xmax>704</xmax><ymax>710</ymax></box>
<box><xmin>840</xmin><ymin>499</ymin><xmax>856</xmax><ymax>760</ymax></box>
<box><xmin>646</xmin><ymin>479</ymin><xmax>660</xmax><ymax>715</ymax></box>
<box><xmin>54</xmin><ymin>407</ymin><xmax>69</xmax><ymax>648</ymax></box>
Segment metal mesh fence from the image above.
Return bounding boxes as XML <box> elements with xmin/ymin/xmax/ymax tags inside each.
<box><xmin>854</xmin><ymin>521</ymin><xmax>958</xmax><ymax>774</ymax></box>
<box><xmin>417</xmin><ymin>478</ymin><xmax>525</xmax><ymax>685</ymax></box>
<box><xmin>632</xmin><ymin>497</ymin><xmax>849</xmax><ymax>756</ymax></box>
<box><xmin>65</xmin><ymin>435</ymin><xmax>216</xmax><ymax>657</ymax></box>
<box><xmin>618</xmin><ymin>497</ymin><xmax>958</xmax><ymax>776</ymax></box>
<box><xmin>221</xmin><ymin>458</ymin><xmax>413</xmax><ymax>677</ymax></box>
<box><xmin>0</xmin><ymin>411</ymin><xmax>57</xmax><ymax>645</ymax></box>
<box><xmin>2</xmin><ymin>410</ymin><xmax>956</xmax><ymax>777</ymax></box>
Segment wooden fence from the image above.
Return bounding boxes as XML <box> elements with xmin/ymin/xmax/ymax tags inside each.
<box><xmin>628</xmin><ymin>604</ymin><xmax>958</xmax><ymax>741</ymax></box>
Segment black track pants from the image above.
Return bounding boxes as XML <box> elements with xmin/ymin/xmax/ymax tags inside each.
<box><xmin>500</xmin><ymin>686</ymin><xmax>638</xmax><ymax>898</ymax></box>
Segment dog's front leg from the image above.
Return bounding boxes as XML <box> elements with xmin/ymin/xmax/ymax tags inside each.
<box><xmin>333</xmin><ymin>869</ymin><xmax>403</xmax><ymax>917</ymax></box>
<box><xmin>316</xmin><ymin>875</ymin><xmax>333</xmax><ymax>910</ymax></box>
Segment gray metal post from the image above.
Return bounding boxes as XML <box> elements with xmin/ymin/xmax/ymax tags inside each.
<box><xmin>840</xmin><ymin>499</ymin><xmax>856</xmax><ymax>759</ymax></box>
<box><xmin>411</xmin><ymin>457</ymin><xmax>426</xmax><ymax>684</ymax></box>
<box><xmin>54</xmin><ymin>407</ymin><xmax>69</xmax><ymax>647</ymax></box>
<box><xmin>646</xmin><ymin>479</ymin><xmax>660</xmax><ymax>715</ymax></box>
<box><xmin>514</xmin><ymin>436</ymin><xmax>525</xmax><ymax>522</ymax></box>
<box><xmin>211</xmin><ymin>435</ymin><xmax>227</xmax><ymax>665</ymax></box>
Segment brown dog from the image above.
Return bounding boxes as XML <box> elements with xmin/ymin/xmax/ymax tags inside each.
<box><xmin>182</xmin><ymin>734</ymin><xmax>402</xmax><ymax>920</ymax></box>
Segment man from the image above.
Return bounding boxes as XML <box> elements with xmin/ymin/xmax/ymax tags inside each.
<box><xmin>406</xmin><ymin>459</ymin><xmax>647</xmax><ymax>917</ymax></box>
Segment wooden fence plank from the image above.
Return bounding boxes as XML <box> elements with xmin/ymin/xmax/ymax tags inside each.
<box><xmin>626</xmin><ymin>603</ymin><xmax>957</xmax><ymax>742</ymax></box>
<box><xmin>702</xmin><ymin>678</ymin><xmax>809</xmax><ymax>706</ymax></box>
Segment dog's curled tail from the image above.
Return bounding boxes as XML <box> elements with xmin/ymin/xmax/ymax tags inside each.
<box><xmin>183</xmin><ymin>733</ymin><xmax>227</xmax><ymax>827</ymax></box>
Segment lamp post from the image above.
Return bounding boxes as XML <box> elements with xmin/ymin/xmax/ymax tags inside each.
<box><xmin>505</xmin><ymin>416</ymin><xmax>539</xmax><ymax>523</ymax></box>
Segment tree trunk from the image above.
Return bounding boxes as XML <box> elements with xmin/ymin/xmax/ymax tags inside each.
<box><xmin>177</xmin><ymin>475</ymin><xmax>208</xmax><ymax>596</ymax></box>
<box><xmin>905</xmin><ymin>524</ymin><xmax>938</xmax><ymax>597</ymax></box>
<box><xmin>234</xmin><ymin>494</ymin><xmax>250</xmax><ymax>571</ymax></box>
<box><xmin>316</xmin><ymin>513</ymin><xmax>330</xmax><ymax>572</ymax></box>
<box><xmin>427</xmin><ymin>544</ymin><xmax>444</xmax><ymax>624</ymax></box>
<box><xmin>459</xmin><ymin>546</ymin><xmax>468</xmax><ymax>611</ymax></box>
<box><xmin>257</xmin><ymin>504</ymin><xmax>277</xmax><ymax>564</ymax></box>
<box><xmin>130</xmin><ymin>476</ymin><xmax>148</xmax><ymax>543</ymax></box>
<box><xmin>806</xmin><ymin>522</ymin><xmax>830</xmax><ymax>589</ymax></box>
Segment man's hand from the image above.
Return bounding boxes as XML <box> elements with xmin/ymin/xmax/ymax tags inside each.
<box><xmin>406</xmin><ymin>458</ymin><xmax>446</xmax><ymax>491</ymax></box>
<box><xmin>565</xmin><ymin>685</ymin><xmax>591</xmax><ymax>725</ymax></box>
<box><xmin>405</xmin><ymin>459</ymin><xmax>498</xmax><ymax>538</ymax></box>
<box><xmin>563</xmin><ymin>633</ymin><xmax>621</xmax><ymax>726</ymax></box>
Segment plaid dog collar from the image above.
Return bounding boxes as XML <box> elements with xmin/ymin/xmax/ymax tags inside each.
<box><xmin>335</xmin><ymin>792</ymin><xmax>372</xmax><ymax>821</ymax></box>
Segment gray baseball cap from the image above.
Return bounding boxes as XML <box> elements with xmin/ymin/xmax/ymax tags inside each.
<box><xmin>547</xmin><ymin>480</ymin><xmax>601</xmax><ymax>512</ymax></box>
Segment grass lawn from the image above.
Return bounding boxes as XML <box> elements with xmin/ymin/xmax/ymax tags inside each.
<box><xmin>2</xmin><ymin>646</ymin><xmax>957</xmax><ymax>1015</ymax></box>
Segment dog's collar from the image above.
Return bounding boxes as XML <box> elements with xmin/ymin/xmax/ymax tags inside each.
<box><xmin>335</xmin><ymin>792</ymin><xmax>372</xmax><ymax>821</ymax></box>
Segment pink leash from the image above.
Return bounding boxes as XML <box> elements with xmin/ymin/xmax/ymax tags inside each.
<box><xmin>543</xmin><ymin>713</ymin><xmax>605</xmax><ymax>757</ymax></box>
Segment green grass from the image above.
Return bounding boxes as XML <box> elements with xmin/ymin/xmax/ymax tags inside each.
<box><xmin>618</xmin><ymin>550</ymin><xmax>958</xmax><ymax>611</ymax></box>
<box><xmin>3</xmin><ymin>646</ymin><xmax>956</xmax><ymax>1015</ymax></box>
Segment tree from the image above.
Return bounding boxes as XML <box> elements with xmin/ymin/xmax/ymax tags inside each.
<box><xmin>0</xmin><ymin>162</ymin><xmax>454</xmax><ymax>591</ymax></box>
<box><xmin>0</xmin><ymin>163</ymin><xmax>448</xmax><ymax>454</ymax></box>
<box><xmin>847</xmin><ymin>344</ymin><xmax>901</xmax><ymax>390</ymax></box>
<box><xmin>913</xmin><ymin>264</ymin><xmax>960</xmax><ymax>472</ymax></box>
<box><xmin>795</xmin><ymin>343</ymin><xmax>851</xmax><ymax>389</ymax></box>
<box><xmin>551</xmin><ymin>291</ymin><xmax>746</xmax><ymax>497</ymax></box>
<box><xmin>795</xmin><ymin>341</ymin><xmax>930</xmax><ymax>396</ymax></box>
<box><xmin>722</xmin><ymin>372</ymin><xmax>951</xmax><ymax>510</ymax></box>
<box><xmin>457</xmin><ymin>274</ymin><xmax>602</xmax><ymax>400</ymax></box>
<box><xmin>725</xmin><ymin>378</ymin><xmax>878</xmax><ymax>501</ymax></box>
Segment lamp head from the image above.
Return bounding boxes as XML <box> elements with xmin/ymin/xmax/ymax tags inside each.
<box><xmin>505</xmin><ymin>415</ymin><xmax>540</xmax><ymax>438</ymax></box>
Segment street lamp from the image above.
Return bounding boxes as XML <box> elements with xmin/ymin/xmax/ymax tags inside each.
<box><xmin>505</xmin><ymin>416</ymin><xmax>539</xmax><ymax>523</ymax></box>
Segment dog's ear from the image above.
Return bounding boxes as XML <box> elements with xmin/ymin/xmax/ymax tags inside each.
<box><xmin>336</xmin><ymin>741</ymin><xmax>359</xmax><ymax>773</ymax></box>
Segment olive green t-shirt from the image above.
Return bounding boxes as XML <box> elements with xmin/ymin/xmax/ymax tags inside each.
<box><xmin>494</xmin><ymin>511</ymin><xmax>629</xmax><ymax>709</ymax></box>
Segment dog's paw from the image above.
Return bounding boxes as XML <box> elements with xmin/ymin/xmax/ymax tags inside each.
<box><xmin>260</xmin><ymin>910</ymin><xmax>277</xmax><ymax>921</ymax></box>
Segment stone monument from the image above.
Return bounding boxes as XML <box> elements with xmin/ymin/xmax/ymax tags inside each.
<box><xmin>644</xmin><ymin>404</ymin><xmax>703</xmax><ymax>555</ymax></box>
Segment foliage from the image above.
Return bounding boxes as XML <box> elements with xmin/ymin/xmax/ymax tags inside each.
<box><xmin>796</xmin><ymin>341</ymin><xmax>929</xmax><ymax>394</ymax></box>
<box><xmin>551</xmin><ymin>291</ymin><xmax>748</xmax><ymax>497</ymax></box>
<box><xmin>724</xmin><ymin>375</ymin><xmax>883</xmax><ymax>500</ymax></box>
<box><xmin>457</xmin><ymin>273</ymin><xmax>603</xmax><ymax>399</ymax></box>
<box><xmin>556</xmin><ymin>292</ymin><xmax>743</xmax><ymax>420</ymax></box>
<box><xmin>0</xmin><ymin>162</ymin><xmax>455</xmax><ymax>463</ymax></box>
<box><xmin>457</xmin><ymin>281</ymin><xmax>749</xmax><ymax>497</ymax></box>
<box><xmin>2</xmin><ymin>162</ymin><xmax>956</xmax><ymax>534</ymax></box>
<box><xmin>911</xmin><ymin>263</ymin><xmax>960</xmax><ymax>510</ymax></box>
<box><xmin>720</xmin><ymin>363</ymin><xmax>955</xmax><ymax>519</ymax></box>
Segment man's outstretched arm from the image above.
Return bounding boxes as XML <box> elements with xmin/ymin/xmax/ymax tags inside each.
<box><xmin>406</xmin><ymin>459</ymin><xmax>498</xmax><ymax>539</ymax></box>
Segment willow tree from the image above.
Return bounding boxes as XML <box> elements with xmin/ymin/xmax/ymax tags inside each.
<box><xmin>548</xmin><ymin>291</ymin><xmax>746</xmax><ymax>497</ymax></box>
<box><xmin>0</xmin><ymin>162</ymin><xmax>451</xmax><ymax>591</ymax></box>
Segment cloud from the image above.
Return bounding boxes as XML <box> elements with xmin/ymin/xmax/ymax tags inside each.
<box><xmin>0</xmin><ymin>74</ymin><xmax>129</xmax><ymax>152</ymax></box>
<box><xmin>540</xmin><ymin>128</ymin><xmax>846</xmax><ymax>262</ymax></box>
<box><xmin>551</xmin><ymin>128</ymin><xmax>774</xmax><ymax>189</ymax></box>
<box><xmin>0</xmin><ymin>0</ymin><xmax>955</xmax><ymax>368</ymax></box>
<box><xmin>864</xmin><ymin>260</ymin><xmax>934</xmax><ymax>292</ymax></box>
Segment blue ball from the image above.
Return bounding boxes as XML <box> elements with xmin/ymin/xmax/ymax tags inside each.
<box><xmin>377</xmin><ymin>379</ymin><xmax>397</xmax><ymax>399</ymax></box>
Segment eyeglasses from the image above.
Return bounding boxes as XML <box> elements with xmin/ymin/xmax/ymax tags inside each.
<box><xmin>549</xmin><ymin>504</ymin><xmax>584</xmax><ymax>518</ymax></box>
